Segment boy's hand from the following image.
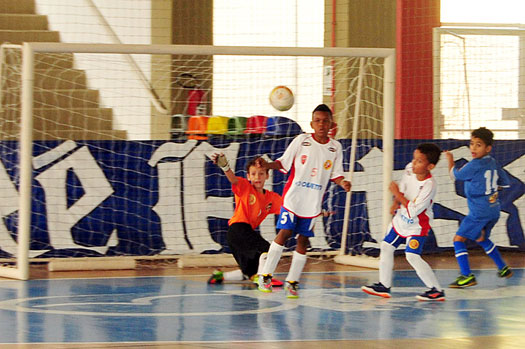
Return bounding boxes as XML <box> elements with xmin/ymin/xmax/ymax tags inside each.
<box><xmin>444</xmin><ymin>150</ymin><xmax>456</xmax><ymax>177</ymax></box>
<box><xmin>255</xmin><ymin>157</ymin><xmax>269</xmax><ymax>169</ymax></box>
<box><xmin>212</xmin><ymin>153</ymin><xmax>230</xmax><ymax>172</ymax></box>
<box><xmin>340</xmin><ymin>180</ymin><xmax>351</xmax><ymax>192</ymax></box>
<box><xmin>390</xmin><ymin>201</ymin><xmax>399</xmax><ymax>215</ymax></box>
<box><xmin>321</xmin><ymin>209</ymin><xmax>336</xmax><ymax>217</ymax></box>
<box><xmin>444</xmin><ymin>150</ymin><xmax>454</xmax><ymax>162</ymax></box>
<box><xmin>389</xmin><ymin>181</ymin><xmax>400</xmax><ymax>196</ymax></box>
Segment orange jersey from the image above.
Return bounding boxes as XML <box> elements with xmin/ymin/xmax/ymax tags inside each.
<box><xmin>228</xmin><ymin>177</ymin><xmax>282</xmax><ymax>230</ymax></box>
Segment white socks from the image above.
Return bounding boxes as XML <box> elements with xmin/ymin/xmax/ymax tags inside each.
<box><xmin>260</xmin><ymin>241</ymin><xmax>285</xmax><ymax>276</ymax></box>
<box><xmin>379</xmin><ymin>240</ymin><xmax>442</xmax><ymax>291</ymax></box>
<box><xmin>286</xmin><ymin>251</ymin><xmax>307</xmax><ymax>282</ymax></box>
<box><xmin>405</xmin><ymin>252</ymin><xmax>441</xmax><ymax>290</ymax></box>
<box><xmin>257</xmin><ymin>252</ymin><xmax>268</xmax><ymax>275</ymax></box>
<box><xmin>223</xmin><ymin>269</ymin><xmax>244</xmax><ymax>281</ymax></box>
<box><xmin>379</xmin><ymin>241</ymin><xmax>395</xmax><ymax>288</ymax></box>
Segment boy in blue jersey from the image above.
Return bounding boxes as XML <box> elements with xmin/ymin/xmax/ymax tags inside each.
<box><xmin>446</xmin><ymin>127</ymin><xmax>512</xmax><ymax>288</ymax></box>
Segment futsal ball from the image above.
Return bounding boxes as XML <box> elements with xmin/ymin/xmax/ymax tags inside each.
<box><xmin>269</xmin><ymin>86</ymin><xmax>294</xmax><ymax>111</ymax></box>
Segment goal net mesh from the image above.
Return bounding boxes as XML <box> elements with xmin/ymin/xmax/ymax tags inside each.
<box><xmin>0</xmin><ymin>43</ymin><xmax>393</xmax><ymax>276</ymax></box>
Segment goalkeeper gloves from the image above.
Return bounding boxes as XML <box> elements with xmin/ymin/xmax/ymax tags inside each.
<box><xmin>215</xmin><ymin>153</ymin><xmax>230</xmax><ymax>172</ymax></box>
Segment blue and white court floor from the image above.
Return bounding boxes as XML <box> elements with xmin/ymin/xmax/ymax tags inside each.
<box><xmin>0</xmin><ymin>266</ymin><xmax>523</xmax><ymax>347</ymax></box>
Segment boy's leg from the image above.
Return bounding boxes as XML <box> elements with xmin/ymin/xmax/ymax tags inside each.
<box><xmin>379</xmin><ymin>226</ymin><xmax>402</xmax><ymax>288</ymax></box>
<box><xmin>362</xmin><ymin>226</ymin><xmax>399</xmax><ymax>298</ymax></box>
<box><xmin>223</xmin><ymin>269</ymin><xmax>244</xmax><ymax>281</ymax></box>
<box><xmin>260</xmin><ymin>237</ymin><xmax>286</xmax><ymax>276</ymax></box>
<box><xmin>476</xmin><ymin>219</ymin><xmax>512</xmax><ymax>277</ymax></box>
<box><xmin>405</xmin><ymin>237</ymin><xmax>442</xmax><ymax>290</ymax></box>
<box><xmin>450</xmin><ymin>216</ymin><xmax>478</xmax><ymax>288</ymax></box>
<box><xmin>453</xmin><ymin>239</ymin><xmax>471</xmax><ymax>276</ymax></box>
<box><xmin>406</xmin><ymin>252</ymin><xmax>442</xmax><ymax>289</ymax></box>
<box><xmin>244</xmin><ymin>234</ymin><xmax>271</xmax><ymax>278</ymax></box>
<box><xmin>379</xmin><ymin>240</ymin><xmax>396</xmax><ymax>288</ymax></box>
<box><xmin>451</xmin><ymin>216</ymin><xmax>480</xmax><ymax>279</ymax></box>
<box><xmin>255</xmin><ymin>253</ymin><xmax>284</xmax><ymax>286</ymax></box>
<box><xmin>227</xmin><ymin>223</ymin><xmax>259</xmax><ymax>277</ymax></box>
<box><xmin>256</xmin><ymin>253</ymin><xmax>267</xmax><ymax>276</ymax></box>
<box><xmin>404</xmin><ymin>236</ymin><xmax>445</xmax><ymax>301</ymax></box>
<box><xmin>261</xmin><ymin>207</ymin><xmax>297</xmax><ymax>280</ymax></box>
<box><xmin>283</xmin><ymin>217</ymin><xmax>315</xmax><ymax>298</ymax></box>
<box><xmin>478</xmin><ymin>239</ymin><xmax>505</xmax><ymax>269</ymax></box>
<box><xmin>286</xmin><ymin>238</ymin><xmax>308</xmax><ymax>282</ymax></box>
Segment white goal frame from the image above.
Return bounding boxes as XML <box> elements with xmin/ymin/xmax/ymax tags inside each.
<box><xmin>0</xmin><ymin>43</ymin><xmax>395</xmax><ymax>279</ymax></box>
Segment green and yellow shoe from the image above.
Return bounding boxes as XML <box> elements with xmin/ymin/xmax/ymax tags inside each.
<box><xmin>207</xmin><ymin>270</ymin><xmax>224</xmax><ymax>285</ymax></box>
<box><xmin>498</xmin><ymin>266</ymin><xmax>513</xmax><ymax>278</ymax></box>
<box><xmin>449</xmin><ymin>274</ymin><xmax>477</xmax><ymax>288</ymax></box>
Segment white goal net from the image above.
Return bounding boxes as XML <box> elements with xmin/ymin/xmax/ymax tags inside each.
<box><xmin>0</xmin><ymin>43</ymin><xmax>395</xmax><ymax>279</ymax></box>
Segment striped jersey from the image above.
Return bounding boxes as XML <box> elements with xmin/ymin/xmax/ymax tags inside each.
<box><xmin>392</xmin><ymin>163</ymin><xmax>437</xmax><ymax>237</ymax></box>
<box><xmin>276</xmin><ymin>133</ymin><xmax>345</xmax><ymax>218</ymax></box>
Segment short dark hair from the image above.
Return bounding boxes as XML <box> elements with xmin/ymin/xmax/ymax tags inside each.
<box><xmin>417</xmin><ymin>143</ymin><xmax>441</xmax><ymax>165</ymax></box>
<box><xmin>246</xmin><ymin>157</ymin><xmax>269</xmax><ymax>174</ymax></box>
<box><xmin>471</xmin><ymin>127</ymin><xmax>494</xmax><ymax>146</ymax></box>
<box><xmin>312</xmin><ymin>104</ymin><xmax>333</xmax><ymax>119</ymax></box>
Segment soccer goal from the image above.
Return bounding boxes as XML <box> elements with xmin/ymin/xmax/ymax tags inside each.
<box><xmin>0</xmin><ymin>43</ymin><xmax>394</xmax><ymax>279</ymax></box>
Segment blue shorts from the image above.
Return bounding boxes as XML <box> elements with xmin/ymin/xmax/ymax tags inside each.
<box><xmin>456</xmin><ymin>214</ymin><xmax>498</xmax><ymax>241</ymax></box>
<box><xmin>383</xmin><ymin>226</ymin><xmax>425</xmax><ymax>255</ymax></box>
<box><xmin>276</xmin><ymin>207</ymin><xmax>316</xmax><ymax>237</ymax></box>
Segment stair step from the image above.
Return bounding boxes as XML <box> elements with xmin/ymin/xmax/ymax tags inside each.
<box><xmin>34</xmin><ymin>69</ymin><xmax>87</xmax><ymax>89</ymax></box>
<box><xmin>0</xmin><ymin>30</ymin><xmax>59</xmax><ymax>44</ymax></box>
<box><xmin>0</xmin><ymin>14</ymin><xmax>48</xmax><ymax>30</ymax></box>
<box><xmin>33</xmin><ymin>129</ymin><xmax>127</xmax><ymax>141</ymax></box>
<box><xmin>34</xmin><ymin>108</ymin><xmax>114</xmax><ymax>129</ymax></box>
<box><xmin>1</xmin><ymin>108</ymin><xmax>118</xmax><ymax>134</ymax></box>
<box><xmin>35</xmin><ymin>53</ymin><xmax>74</xmax><ymax>69</ymax></box>
<box><xmin>33</xmin><ymin>90</ymin><xmax>100</xmax><ymax>108</ymax></box>
<box><xmin>0</xmin><ymin>0</ymin><xmax>35</xmax><ymax>14</ymax></box>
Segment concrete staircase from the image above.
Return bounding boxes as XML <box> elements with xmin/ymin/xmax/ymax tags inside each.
<box><xmin>0</xmin><ymin>0</ymin><xmax>127</xmax><ymax>140</ymax></box>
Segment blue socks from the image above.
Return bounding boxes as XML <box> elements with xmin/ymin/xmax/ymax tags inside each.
<box><xmin>453</xmin><ymin>241</ymin><xmax>471</xmax><ymax>276</ymax></box>
<box><xmin>478</xmin><ymin>239</ymin><xmax>506</xmax><ymax>270</ymax></box>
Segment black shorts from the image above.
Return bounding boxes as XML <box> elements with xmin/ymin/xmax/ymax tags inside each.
<box><xmin>227</xmin><ymin>222</ymin><xmax>271</xmax><ymax>278</ymax></box>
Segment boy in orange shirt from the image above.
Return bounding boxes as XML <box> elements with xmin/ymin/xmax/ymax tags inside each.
<box><xmin>207</xmin><ymin>153</ymin><xmax>284</xmax><ymax>287</ymax></box>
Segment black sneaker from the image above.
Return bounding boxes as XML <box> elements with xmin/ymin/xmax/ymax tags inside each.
<box><xmin>498</xmin><ymin>266</ymin><xmax>513</xmax><ymax>278</ymax></box>
<box><xmin>416</xmin><ymin>287</ymin><xmax>445</xmax><ymax>301</ymax></box>
<box><xmin>361</xmin><ymin>282</ymin><xmax>391</xmax><ymax>298</ymax></box>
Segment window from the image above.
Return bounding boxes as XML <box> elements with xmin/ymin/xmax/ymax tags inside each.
<box><xmin>213</xmin><ymin>0</ymin><xmax>324</xmax><ymax>132</ymax></box>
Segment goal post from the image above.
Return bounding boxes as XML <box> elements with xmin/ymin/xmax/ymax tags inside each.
<box><xmin>0</xmin><ymin>43</ymin><xmax>395</xmax><ymax>279</ymax></box>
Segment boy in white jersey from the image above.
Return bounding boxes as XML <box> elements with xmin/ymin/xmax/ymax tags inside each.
<box><xmin>362</xmin><ymin>143</ymin><xmax>445</xmax><ymax>301</ymax></box>
<box><xmin>256</xmin><ymin>104</ymin><xmax>351</xmax><ymax>298</ymax></box>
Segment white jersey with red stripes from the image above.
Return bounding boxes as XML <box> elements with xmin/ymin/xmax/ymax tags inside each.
<box><xmin>276</xmin><ymin>133</ymin><xmax>345</xmax><ymax>218</ymax></box>
<box><xmin>392</xmin><ymin>163</ymin><xmax>437</xmax><ymax>237</ymax></box>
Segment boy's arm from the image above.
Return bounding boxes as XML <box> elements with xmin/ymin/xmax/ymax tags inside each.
<box><xmin>255</xmin><ymin>157</ymin><xmax>284</xmax><ymax>171</ymax></box>
<box><xmin>390</xmin><ymin>200</ymin><xmax>400</xmax><ymax>215</ymax></box>
<box><xmin>444</xmin><ymin>150</ymin><xmax>456</xmax><ymax>180</ymax></box>
<box><xmin>213</xmin><ymin>153</ymin><xmax>238</xmax><ymax>185</ymax></box>
<box><xmin>389</xmin><ymin>181</ymin><xmax>409</xmax><ymax>207</ymax></box>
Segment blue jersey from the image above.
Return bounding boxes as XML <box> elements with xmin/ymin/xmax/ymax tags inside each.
<box><xmin>452</xmin><ymin>155</ymin><xmax>510</xmax><ymax>219</ymax></box>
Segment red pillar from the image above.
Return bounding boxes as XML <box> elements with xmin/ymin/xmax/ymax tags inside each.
<box><xmin>396</xmin><ymin>0</ymin><xmax>440</xmax><ymax>139</ymax></box>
